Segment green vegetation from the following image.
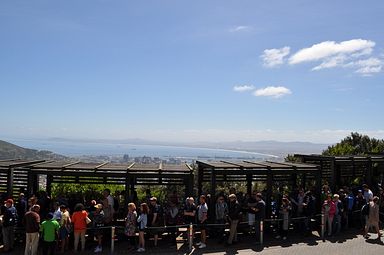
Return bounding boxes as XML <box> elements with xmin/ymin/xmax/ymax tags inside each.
<box><xmin>322</xmin><ymin>132</ymin><xmax>384</xmax><ymax>156</ymax></box>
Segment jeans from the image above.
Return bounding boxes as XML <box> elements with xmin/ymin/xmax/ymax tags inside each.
<box><xmin>334</xmin><ymin>214</ymin><xmax>341</xmax><ymax>234</ymax></box>
<box><xmin>227</xmin><ymin>219</ymin><xmax>239</xmax><ymax>244</ymax></box>
<box><xmin>25</xmin><ymin>232</ymin><xmax>39</xmax><ymax>255</ymax></box>
<box><xmin>325</xmin><ymin>214</ymin><xmax>334</xmax><ymax>236</ymax></box>
<box><xmin>2</xmin><ymin>225</ymin><xmax>14</xmax><ymax>251</ymax></box>
<box><xmin>74</xmin><ymin>230</ymin><xmax>86</xmax><ymax>251</ymax></box>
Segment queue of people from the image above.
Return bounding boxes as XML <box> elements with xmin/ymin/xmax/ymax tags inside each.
<box><xmin>0</xmin><ymin>184</ymin><xmax>383</xmax><ymax>253</ymax></box>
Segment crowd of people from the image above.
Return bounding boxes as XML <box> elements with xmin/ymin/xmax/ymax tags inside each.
<box><xmin>0</xmin><ymin>184</ymin><xmax>383</xmax><ymax>254</ymax></box>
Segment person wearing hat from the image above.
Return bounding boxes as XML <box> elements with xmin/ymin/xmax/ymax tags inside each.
<box><xmin>227</xmin><ymin>194</ymin><xmax>241</xmax><ymax>245</ymax></box>
<box><xmin>40</xmin><ymin>212</ymin><xmax>60</xmax><ymax>255</ymax></box>
<box><xmin>2</xmin><ymin>198</ymin><xmax>17</xmax><ymax>252</ymax></box>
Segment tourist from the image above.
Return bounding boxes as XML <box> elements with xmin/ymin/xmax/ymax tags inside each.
<box><xmin>354</xmin><ymin>190</ymin><xmax>366</xmax><ymax>229</ymax></box>
<box><xmin>92</xmin><ymin>204</ymin><xmax>105</xmax><ymax>253</ymax></box>
<box><xmin>40</xmin><ymin>212</ymin><xmax>60</xmax><ymax>255</ymax></box>
<box><xmin>254</xmin><ymin>193</ymin><xmax>266</xmax><ymax>241</ymax></box>
<box><xmin>215</xmin><ymin>195</ymin><xmax>228</xmax><ymax>243</ymax></box>
<box><xmin>277</xmin><ymin>197</ymin><xmax>291</xmax><ymax>240</ymax></box>
<box><xmin>247</xmin><ymin>192</ymin><xmax>258</xmax><ymax>234</ymax></box>
<box><xmin>102</xmin><ymin>189</ymin><xmax>114</xmax><ymax>224</ymax></box>
<box><xmin>165</xmin><ymin>200</ymin><xmax>179</xmax><ymax>246</ymax></box>
<box><xmin>16</xmin><ymin>193</ymin><xmax>27</xmax><ymax>227</ymax></box>
<box><xmin>303</xmin><ymin>190</ymin><xmax>316</xmax><ymax>235</ymax></box>
<box><xmin>196</xmin><ymin>195</ymin><xmax>208</xmax><ymax>248</ymax></box>
<box><xmin>59</xmin><ymin>205</ymin><xmax>71</xmax><ymax>253</ymax></box>
<box><xmin>364</xmin><ymin>196</ymin><xmax>381</xmax><ymax>239</ymax></box>
<box><xmin>362</xmin><ymin>184</ymin><xmax>373</xmax><ymax>203</ymax></box>
<box><xmin>333</xmin><ymin>194</ymin><xmax>343</xmax><ymax>235</ymax></box>
<box><xmin>71</xmin><ymin>203</ymin><xmax>88</xmax><ymax>252</ymax></box>
<box><xmin>148</xmin><ymin>196</ymin><xmax>162</xmax><ymax>247</ymax></box>
<box><xmin>227</xmin><ymin>194</ymin><xmax>241</xmax><ymax>245</ymax></box>
<box><xmin>323</xmin><ymin>194</ymin><xmax>336</xmax><ymax>236</ymax></box>
<box><xmin>52</xmin><ymin>202</ymin><xmax>62</xmax><ymax>221</ymax></box>
<box><xmin>2</xmin><ymin>198</ymin><xmax>17</xmax><ymax>252</ymax></box>
<box><xmin>137</xmin><ymin>203</ymin><xmax>149</xmax><ymax>252</ymax></box>
<box><xmin>23</xmin><ymin>204</ymin><xmax>41</xmax><ymax>255</ymax></box>
<box><xmin>183</xmin><ymin>197</ymin><xmax>196</xmax><ymax>244</ymax></box>
<box><xmin>125</xmin><ymin>203</ymin><xmax>138</xmax><ymax>251</ymax></box>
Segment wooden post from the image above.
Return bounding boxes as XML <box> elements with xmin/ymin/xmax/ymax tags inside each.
<box><xmin>7</xmin><ymin>167</ymin><xmax>14</xmax><ymax>197</ymax></box>
<box><xmin>46</xmin><ymin>174</ymin><xmax>53</xmax><ymax>195</ymax></box>
<box><xmin>197</xmin><ymin>164</ymin><xmax>203</xmax><ymax>196</ymax></box>
<box><xmin>246</xmin><ymin>174</ymin><xmax>252</xmax><ymax>195</ymax></box>
<box><xmin>266</xmin><ymin>167</ymin><xmax>273</xmax><ymax>217</ymax></box>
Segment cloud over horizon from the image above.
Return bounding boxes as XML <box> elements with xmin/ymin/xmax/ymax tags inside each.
<box><xmin>261</xmin><ymin>39</ymin><xmax>383</xmax><ymax>76</ymax></box>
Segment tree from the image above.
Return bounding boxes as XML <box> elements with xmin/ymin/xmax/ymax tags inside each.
<box><xmin>322</xmin><ymin>132</ymin><xmax>384</xmax><ymax>156</ymax></box>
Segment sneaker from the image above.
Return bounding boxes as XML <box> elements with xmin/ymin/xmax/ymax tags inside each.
<box><xmin>196</xmin><ymin>242</ymin><xmax>201</xmax><ymax>246</ymax></box>
<box><xmin>94</xmin><ymin>246</ymin><xmax>102</xmax><ymax>253</ymax></box>
<box><xmin>275</xmin><ymin>235</ymin><xmax>281</xmax><ymax>239</ymax></box>
<box><xmin>137</xmin><ymin>248</ymin><xmax>144</xmax><ymax>252</ymax></box>
<box><xmin>199</xmin><ymin>243</ymin><xmax>206</xmax><ymax>248</ymax></box>
<box><xmin>282</xmin><ymin>236</ymin><xmax>287</xmax><ymax>240</ymax></box>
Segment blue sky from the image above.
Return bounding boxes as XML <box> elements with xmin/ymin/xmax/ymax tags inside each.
<box><xmin>1</xmin><ymin>1</ymin><xmax>383</xmax><ymax>144</ymax></box>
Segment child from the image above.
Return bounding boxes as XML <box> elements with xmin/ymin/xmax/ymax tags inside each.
<box><xmin>125</xmin><ymin>203</ymin><xmax>138</xmax><ymax>251</ymax></box>
<box><xmin>40</xmin><ymin>213</ymin><xmax>60</xmax><ymax>255</ymax></box>
<box><xmin>137</xmin><ymin>203</ymin><xmax>148</xmax><ymax>252</ymax></box>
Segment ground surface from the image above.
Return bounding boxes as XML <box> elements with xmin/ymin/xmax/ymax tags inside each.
<box><xmin>1</xmin><ymin>229</ymin><xmax>383</xmax><ymax>254</ymax></box>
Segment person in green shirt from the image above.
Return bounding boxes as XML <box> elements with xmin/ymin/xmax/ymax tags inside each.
<box><xmin>40</xmin><ymin>212</ymin><xmax>60</xmax><ymax>255</ymax></box>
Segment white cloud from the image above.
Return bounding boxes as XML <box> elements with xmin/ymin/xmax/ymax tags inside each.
<box><xmin>351</xmin><ymin>57</ymin><xmax>383</xmax><ymax>76</ymax></box>
<box><xmin>261</xmin><ymin>47</ymin><xmax>290</xmax><ymax>67</ymax></box>
<box><xmin>233</xmin><ymin>85</ymin><xmax>255</xmax><ymax>92</ymax></box>
<box><xmin>259</xmin><ymin>39</ymin><xmax>382</xmax><ymax>75</ymax></box>
<box><xmin>229</xmin><ymin>26</ymin><xmax>252</xmax><ymax>32</ymax></box>
<box><xmin>253</xmin><ymin>86</ymin><xmax>291</xmax><ymax>98</ymax></box>
<box><xmin>289</xmin><ymin>39</ymin><xmax>375</xmax><ymax>65</ymax></box>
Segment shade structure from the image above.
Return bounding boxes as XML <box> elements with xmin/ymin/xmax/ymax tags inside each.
<box><xmin>294</xmin><ymin>154</ymin><xmax>384</xmax><ymax>192</ymax></box>
<box><xmin>196</xmin><ymin>160</ymin><xmax>320</xmax><ymax>217</ymax></box>
<box><xmin>0</xmin><ymin>159</ymin><xmax>194</xmax><ymax>208</ymax></box>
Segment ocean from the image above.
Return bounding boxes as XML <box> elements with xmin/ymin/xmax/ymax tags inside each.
<box><xmin>7</xmin><ymin>138</ymin><xmax>278</xmax><ymax>161</ymax></box>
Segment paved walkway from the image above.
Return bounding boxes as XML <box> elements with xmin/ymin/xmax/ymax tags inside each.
<box><xmin>2</xmin><ymin>230</ymin><xmax>383</xmax><ymax>254</ymax></box>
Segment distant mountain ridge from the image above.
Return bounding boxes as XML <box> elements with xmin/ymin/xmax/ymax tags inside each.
<box><xmin>0</xmin><ymin>140</ymin><xmax>68</xmax><ymax>160</ymax></box>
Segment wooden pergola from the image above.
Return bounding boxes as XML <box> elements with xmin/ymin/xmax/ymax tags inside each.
<box><xmin>0</xmin><ymin>159</ymin><xmax>194</xmax><ymax>207</ymax></box>
<box><xmin>294</xmin><ymin>154</ymin><xmax>384</xmax><ymax>192</ymax></box>
<box><xmin>196</xmin><ymin>160</ymin><xmax>320</xmax><ymax>216</ymax></box>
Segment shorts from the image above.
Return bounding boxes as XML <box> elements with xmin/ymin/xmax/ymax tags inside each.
<box><xmin>248</xmin><ymin>213</ymin><xmax>256</xmax><ymax>226</ymax></box>
<box><xmin>197</xmin><ymin>222</ymin><xmax>207</xmax><ymax>231</ymax></box>
<box><xmin>59</xmin><ymin>227</ymin><xmax>69</xmax><ymax>239</ymax></box>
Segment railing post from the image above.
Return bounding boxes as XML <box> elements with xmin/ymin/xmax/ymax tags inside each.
<box><xmin>321</xmin><ymin>213</ymin><xmax>325</xmax><ymax>242</ymax></box>
<box><xmin>260</xmin><ymin>220</ymin><xmax>264</xmax><ymax>246</ymax></box>
<box><xmin>111</xmin><ymin>226</ymin><xmax>115</xmax><ymax>254</ymax></box>
<box><xmin>189</xmin><ymin>223</ymin><xmax>193</xmax><ymax>251</ymax></box>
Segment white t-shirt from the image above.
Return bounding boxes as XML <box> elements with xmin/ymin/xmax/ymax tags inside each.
<box><xmin>364</xmin><ymin>189</ymin><xmax>373</xmax><ymax>202</ymax></box>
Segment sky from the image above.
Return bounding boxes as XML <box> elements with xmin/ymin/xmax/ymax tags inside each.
<box><xmin>1</xmin><ymin>1</ymin><xmax>384</xmax><ymax>144</ymax></box>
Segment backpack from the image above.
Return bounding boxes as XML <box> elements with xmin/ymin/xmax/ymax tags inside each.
<box><xmin>361</xmin><ymin>203</ymin><xmax>370</xmax><ymax>216</ymax></box>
